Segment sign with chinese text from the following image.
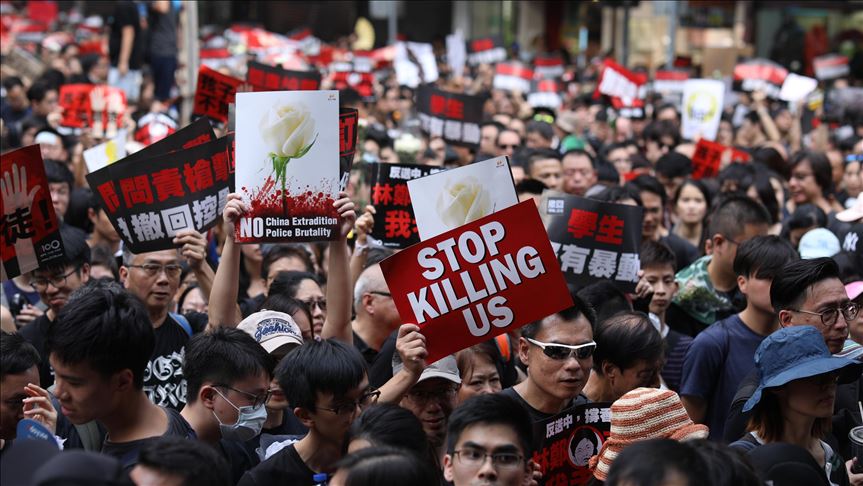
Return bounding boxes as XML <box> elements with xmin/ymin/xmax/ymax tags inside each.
<box><xmin>690</xmin><ymin>138</ymin><xmax>750</xmax><ymax>180</ymax></box>
<box><xmin>58</xmin><ymin>84</ymin><xmax>126</xmax><ymax>137</ymax></box>
<box><xmin>528</xmin><ymin>79</ymin><xmax>563</xmax><ymax>110</ymax></box>
<box><xmin>339</xmin><ymin>108</ymin><xmax>359</xmax><ymax>191</ymax></box>
<box><xmin>813</xmin><ymin>54</ymin><xmax>849</xmax><ymax>81</ymax></box>
<box><xmin>493</xmin><ymin>63</ymin><xmax>535</xmax><ymax>93</ymax></box>
<box><xmin>595</xmin><ymin>59</ymin><xmax>647</xmax><ymax>109</ymax></box>
<box><xmin>234</xmin><ymin>90</ymin><xmax>340</xmax><ymax>243</ymax></box>
<box><xmin>652</xmin><ymin>70</ymin><xmax>689</xmax><ymax>109</ymax></box>
<box><xmin>543</xmin><ymin>195</ymin><xmax>644</xmax><ymax>293</ymax></box>
<box><xmin>534</xmin><ymin>54</ymin><xmax>565</xmax><ymax>79</ymax></box>
<box><xmin>733</xmin><ymin>59</ymin><xmax>788</xmax><ymax>99</ymax></box>
<box><xmin>532</xmin><ymin>402</ymin><xmax>612</xmax><ymax>486</ymax></box>
<box><xmin>380</xmin><ymin>200</ymin><xmax>572</xmax><ymax>364</ymax></box>
<box><xmin>331</xmin><ymin>71</ymin><xmax>375</xmax><ymax>100</ymax></box>
<box><xmin>123</xmin><ymin>117</ymin><xmax>215</xmax><ymax>165</ymax></box>
<box><xmin>1</xmin><ymin>145</ymin><xmax>65</xmax><ymax>280</ymax></box>
<box><xmin>416</xmin><ymin>85</ymin><xmax>484</xmax><ymax>149</ymax></box>
<box><xmin>681</xmin><ymin>79</ymin><xmax>724</xmax><ymax>141</ymax></box>
<box><xmin>246</xmin><ymin>61</ymin><xmax>321</xmax><ymax>92</ymax></box>
<box><xmin>408</xmin><ymin>156</ymin><xmax>518</xmax><ymax>241</ymax></box>
<box><xmin>466</xmin><ymin>35</ymin><xmax>506</xmax><ymax>66</ymax></box>
<box><xmin>193</xmin><ymin>65</ymin><xmax>243</xmax><ymax>124</ymax></box>
<box><xmin>367</xmin><ymin>162</ymin><xmax>442</xmax><ymax>249</ymax></box>
<box><xmin>86</xmin><ymin>136</ymin><xmax>233</xmax><ymax>253</ymax></box>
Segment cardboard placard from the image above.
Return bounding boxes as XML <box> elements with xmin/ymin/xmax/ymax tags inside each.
<box><xmin>532</xmin><ymin>402</ymin><xmax>612</xmax><ymax>486</ymax></box>
<box><xmin>779</xmin><ymin>73</ymin><xmax>818</xmax><ymax>103</ymax></box>
<box><xmin>380</xmin><ymin>200</ymin><xmax>573</xmax><ymax>364</ymax></box>
<box><xmin>542</xmin><ymin>195</ymin><xmax>644</xmax><ymax>293</ymax></box>
<box><xmin>681</xmin><ymin>79</ymin><xmax>724</xmax><ymax>141</ymax></box>
<box><xmin>339</xmin><ymin>108</ymin><xmax>359</xmax><ymax>192</ymax></box>
<box><xmin>58</xmin><ymin>84</ymin><xmax>127</xmax><ymax>137</ymax></box>
<box><xmin>123</xmin><ymin>117</ymin><xmax>215</xmax><ymax>165</ymax></box>
<box><xmin>689</xmin><ymin>138</ymin><xmax>749</xmax><ymax>180</ymax></box>
<box><xmin>193</xmin><ymin>65</ymin><xmax>244</xmax><ymax>124</ymax></box>
<box><xmin>86</xmin><ymin>137</ymin><xmax>233</xmax><ymax>253</ymax></box>
<box><xmin>534</xmin><ymin>54</ymin><xmax>565</xmax><ymax>79</ymax></box>
<box><xmin>416</xmin><ymin>85</ymin><xmax>484</xmax><ymax>149</ymax></box>
<box><xmin>813</xmin><ymin>54</ymin><xmax>849</xmax><ymax>81</ymax></box>
<box><xmin>493</xmin><ymin>63</ymin><xmax>535</xmax><ymax>93</ymax></box>
<box><xmin>595</xmin><ymin>59</ymin><xmax>647</xmax><ymax>108</ymax></box>
<box><xmin>83</xmin><ymin>130</ymin><xmax>127</xmax><ymax>173</ymax></box>
<box><xmin>234</xmin><ymin>90</ymin><xmax>340</xmax><ymax>243</ymax></box>
<box><xmin>1</xmin><ymin>145</ymin><xmax>65</xmax><ymax>281</ymax></box>
<box><xmin>407</xmin><ymin>156</ymin><xmax>518</xmax><ymax>241</ymax></box>
<box><xmin>246</xmin><ymin>61</ymin><xmax>321</xmax><ymax>92</ymax></box>
<box><xmin>394</xmin><ymin>42</ymin><xmax>439</xmax><ymax>88</ymax></box>
<box><xmin>466</xmin><ymin>35</ymin><xmax>507</xmax><ymax>66</ymax></box>
<box><xmin>733</xmin><ymin>59</ymin><xmax>788</xmax><ymax>99</ymax></box>
<box><xmin>367</xmin><ymin>162</ymin><xmax>443</xmax><ymax>249</ymax></box>
<box><xmin>528</xmin><ymin>79</ymin><xmax>563</xmax><ymax>109</ymax></box>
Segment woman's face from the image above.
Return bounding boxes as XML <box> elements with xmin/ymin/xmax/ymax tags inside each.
<box><xmin>777</xmin><ymin>372</ymin><xmax>839</xmax><ymax>420</ymax></box>
<box><xmin>456</xmin><ymin>354</ymin><xmax>501</xmax><ymax>404</ymax></box>
<box><xmin>789</xmin><ymin>160</ymin><xmax>822</xmax><ymax>204</ymax></box>
<box><xmin>240</xmin><ymin>243</ymin><xmax>263</xmax><ymax>263</ymax></box>
<box><xmin>843</xmin><ymin>161</ymin><xmax>861</xmax><ymax>197</ymax></box>
<box><xmin>294</xmin><ymin>279</ymin><xmax>325</xmax><ymax>337</ymax></box>
<box><xmin>675</xmin><ymin>183</ymin><xmax>707</xmax><ymax>225</ymax></box>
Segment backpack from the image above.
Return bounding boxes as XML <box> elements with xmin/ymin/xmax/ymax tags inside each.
<box><xmin>169</xmin><ymin>312</ymin><xmax>193</xmax><ymax>337</ymax></box>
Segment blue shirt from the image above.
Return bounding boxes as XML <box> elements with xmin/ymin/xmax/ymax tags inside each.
<box><xmin>679</xmin><ymin>314</ymin><xmax>766</xmax><ymax>440</ymax></box>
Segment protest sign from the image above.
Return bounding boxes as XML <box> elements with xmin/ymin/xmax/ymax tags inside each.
<box><xmin>416</xmin><ymin>85</ymin><xmax>484</xmax><ymax>148</ymax></box>
<box><xmin>83</xmin><ymin>130</ymin><xmax>127</xmax><ymax>173</ymax></box>
<box><xmin>532</xmin><ymin>402</ymin><xmax>612</xmax><ymax>486</ymax></box>
<box><xmin>86</xmin><ymin>136</ymin><xmax>233</xmax><ymax>253</ymax></box>
<box><xmin>193</xmin><ymin>65</ymin><xmax>243</xmax><ymax>124</ymax></box>
<box><xmin>246</xmin><ymin>61</ymin><xmax>321</xmax><ymax>92</ymax></box>
<box><xmin>466</xmin><ymin>35</ymin><xmax>507</xmax><ymax>66</ymax></box>
<box><xmin>58</xmin><ymin>84</ymin><xmax>126</xmax><ymax>137</ymax></box>
<box><xmin>733</xmin><ymin>59</ymin><xmax>788</xmax><ymax>99</ymax></box>
<box><xmin>813</xmin><ymin>54</ymin><xmax>849</xmax><ymax>81</ymax></box>
<box><xmin>394</xmin><ymin>42</ymin><xmax>439</xmax><ymax>88</ymax></box>
<box><xmin>134</xmin><ymin>112</ymin><xmax>178</xmax><ymax>146</ymax></box>
<box><xmin>681</xmin><ymin>79</ymin><xmax>724</xmax><ymax>141</ymax></box>
<box><xmin>408</xmin><ymin>156</ymin><xmax>518</xmax><ymax>241</ymax></box>
<box><xmin>234</xmin><ymin>90</ymin><xmax>340</xmax><ymax>243</ymax></box>
<box><xmin>380</xmin><ymin>200</ymin><xmax>572</xmax><ymax>364</ymax></box>
<box><xmin>689</xmin><ymin>138</ymin><xmax>750</xmax><ymax>180</ymax></box>
<box><xmin>367</xmin><ymin>162</ymin><xmax>443</xmax><ymax>249</ymax></box>
<box><xmin>543</xmin><ymin>195</ymin><xmax>644</xmax><ymax>293</ymax></box>
<box><xmin>652</xmin><ymin>69</ymin><xmax>689</xmax><ymax>108</ymax></box>
<box><xmin>446</xmin><ymin>32</ymin><xmax>466</xmax><ymax>78</ymax></box>
<box><xmin>123</xmin><ymin>116</ymin><xmax>215</xmax><ymax>165</ymax></box>
<box><xmin>339</xmin><ymin>108</ymin><xmax>359</xmax><ymax>192</ymax></box>
<box><xmin>493</xmin><ymin>63</ymin><xmax>534</xmax><ymax>93</ymax></box>
<box><xmin>779</xmin><ymin>73</ymin><xmax>818</xmax><ymax>103</ymax></box>
<box><xmin>6</xmin><ymin>47</ymin><xmax>45</xmax><ymax>83</ymax></box>
<box><xmin>534</xmin><ymin>54</ymin><xmax>565</xmax><ymax>79</ymax></box>
<box><xmin>331</xmin><ymin>71</ymin><xmax>375</xmax><ymax>100</ymax></box>
<box><xmin>528</xmin><ymin>79</ymin><xmax>563</xmax><ymax>109</ymax></box>
<box><xmin>1</xmin><ymin>145</ymin><xmax>65</xmax><ymax>281</ymax></box>
<box><xmin>595</xmin><ymin>59</ymin><xmax>647</xmax><ymax>108</ymax></box>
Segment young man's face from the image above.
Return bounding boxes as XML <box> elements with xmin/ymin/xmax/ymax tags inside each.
<box><xmin>496</xmin><ymin>131</ymin><xmax>521</xmax><ymax>158</ymax></box>
<box><xmin>480</xmin><ymin>125</ymin><xmax>499</xmax><ymax>155</ymax></box>
<box><xmin>529</xmin><ymin>158</ymin><xmax>562</xmax><ymax>191</ymax></box>
<box><xmin>639</xmin><ymin>191</ymin><xmax>664</xmax><ymax>240</ymax></box>
<box><xmin>30</xmin><ymin>263</ymin><xmax>90</xmax><ymax>316</ymax></box>
<box><xmin>642</xmin><ymin>264</ymin><xmax>677</xmax><ymax>316</ymax></box>
<box><xmin>305</xmin><ymin>376</ymin><xmax>370</xmax><ymax>444</ymax></box>
<box><xmin>0</xmin><ymin>366</ymin><xmax>39</xmax><ymax>440</ymax></box>
<box><xmin>525</xmin><ymin>131</ymin><xmax>551</xmax><ymax>150</ymax></box>
<box><xmin>208</xmin><ymin>371</ymin><xmax>270</xmax><ymax>432</ymax></box>
<box><xmin>710</xmin><ymin>223</ymin><xmax>769</xmax><ymax>278</ymax></box>
<box><xmin>49</xmin><ymin>182</ymin><xmax>70</xmax><ymax>219</ymax></box>
<box><xmin>89</xmin><ymin>208</ymin><xmax>121</xmax><ymax>242</ymax></box>
<box><xmin>606</xmin><ymin>148</ymin><xmax>631</xmax><ymax>176</ymax></box>
<box><xmin>738</xmin><ymin>274</ymin><xmax>774</xmax><ymax>315</ymax></box>
<box><xmin>121</xmin><ymin>250</ymin><xmax>182</xmax><ymax>317</ymax></box>
<box><xmin>399</xmin><ymin>378</ymin><xmax>458</xmax><ymax>446</ymax></box>
<box><xmin>50</xmin><ymin>355</ymin><xmax>122</xmax><ymax>425</ymax></box>
<box><xmin>443</xmin><ymin>423</ymin><xmax>528</xmax><ymax>486</ymax></box>
<box><xmin>518</xmin><ymin>314</ymin><xmax>594</xmax><ymax>403</ymax></box>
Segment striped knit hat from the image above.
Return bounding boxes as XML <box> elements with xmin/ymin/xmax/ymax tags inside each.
<box><xmin>588</xmin><ymin>387</ymin><xmax>709</xmax><ymax>481</ymax></box>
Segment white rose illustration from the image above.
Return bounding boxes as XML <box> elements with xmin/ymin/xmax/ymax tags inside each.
<box><xmin>436</xmin><ymin>176</ymin><xmax>492</xmax><ymax>228</ymax></box>
<box><xmin>259</xmin><ymin>102</ymin><xmax>317</xmax><ymax>158</ymax></box>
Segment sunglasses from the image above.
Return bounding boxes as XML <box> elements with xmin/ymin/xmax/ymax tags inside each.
<box><xmin>525</xmin><ymin>338</ymin><xmax>596</xmax><ymax>360</ymax></box>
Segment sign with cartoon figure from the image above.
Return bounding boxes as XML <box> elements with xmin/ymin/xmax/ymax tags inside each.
<box><xmin>531</xmin><ymin>402</ymin><xmax>612</xmax><ymax>486</ymax></box>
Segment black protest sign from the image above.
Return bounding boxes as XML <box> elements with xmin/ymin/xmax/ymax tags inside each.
<box><xmin>339</xmin><ymin>108</ymin><xmax>359</xmax><ymax>192</ymax></box>
<box><xmin>87</xmin><ymin>137</ymin><xmax>233</xmax><ymax>253</ymax></box>
<box><xmin>543</xmin><ymin>195</ymin><xmax>644</xmax><ymax>293</ymax></box>
<box><xmin>528</xmin><ymin>79</ymin><xmax>563</xmax><ymax>109</ymax></box>
<box><xmin>732</xmin><ymin>59</ymin><xmax>788</xmax><ymax>99</ymax></box>
<box><xmin>466</xmin><ymin>35</ymin><xmax>506</xmax><ymax>65</ymax></box>
<box><xmin>416</xmin><ymin>85</ymin><xmax>484</xmax><ymax>148</ymax></box>
<box><xmin>246</xmin><ymin>61</ymin><xmax>321</xmax><ymax>92</ymax></box>
<box><xmin>122</xmin><ymin>117</ymin><xmax>216</xmax><ymax>165</ymax></box>
<box><xmin>532</xmin><ymin>402</ymin><xmax>612</xmax><ymax>486</ymax></box>
<box><xmin>367</xmin><ymin>162</ymin><xmax>443</xmax><ymax>249</ymax></box>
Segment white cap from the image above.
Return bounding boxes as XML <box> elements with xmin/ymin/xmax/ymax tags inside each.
<box><xmin>798</xmin><ymin>228</ymin><xmax>841</xmax><ymax>259</ymax></box>
<box><xmin>237</xmin><ymin>310</ymin><xmax>303</xmax><ymax>354</ymax></box>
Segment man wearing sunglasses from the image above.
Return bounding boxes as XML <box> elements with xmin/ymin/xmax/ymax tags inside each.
<box><xmin>725</xmin><ymin>258</ymin><xmax>862</xmax><ymax>463</ymax></box>
<box><xmin>501</xmin><ymin>297</ymin><xmax>597</xmax><ymax>426</ymax></box>
<box><xmin>120</xmin><ymin>229</ymin><xmax>215</xmax><ymax>410</ymax></box>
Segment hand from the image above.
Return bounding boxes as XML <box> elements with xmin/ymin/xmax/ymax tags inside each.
<box><xmin>14</xmin><ymin>304</ymin><xmax>43</xmax><ymax>327</ymax></box>
<box><xmin>523</xmin><ymin>459</ymin><xmax>543</xmax><ymax>486</ymax></box>
<box><xmin>632</xmin><ymin>269</ymin><xmax>654</xmax><ymax>300</ymax></box>
<box><xmin>118</xmin><ymin>61</ymin><xmax>129</xmax><ymax>77</ymax></box>
<box><xmin>848</xmin><ymin>459</ymin><xmax>863</xmax><ymax>486</ymax></box>
<box><xmin>751</xmin><ymin>90</ymin><xmax>766</xmax><ymax>106</ymax></box>
<box><xmin>173</xmin><ymin>229</ymin><xmax>208</xmax><ymax>270</ymax></box>
<box><xmin>395</xmin><ymin>324</ymin><xmax>427</xmax><ymax>377</ymax></box>
<box><xmin>353</xmin><ymin>205</ymin><xmax>376</xmax><ymax>243</ymax></box>
<box><xmin>222</xmin><ymin>193</ymin><xmax>247</xmax><ymax>227</ymax></box>
<box><xmin>1</xmin><ymin>163</ymin><xmax>41</xmax><ymax>280</ymax></box>
<box><xmin>22</xmin><ymin>384</ymin><xmax>57</xmax><ymax>435</ymax></box>
<box><xmin>333</xmin><ymin>191</ymin><xmax>356</xmax><ymax>240</ymax></box>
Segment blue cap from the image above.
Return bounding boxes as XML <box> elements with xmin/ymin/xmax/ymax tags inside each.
<box><xmin>742</xmin><ymin>326</ymin><xmax>863</xmax><ymax>412</ymax></box>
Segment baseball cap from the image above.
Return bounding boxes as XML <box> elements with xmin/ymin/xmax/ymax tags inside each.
<box><xmin>837</xmin><ymin>196</ymin><xmax>863</xmax><ymax>223</ymax></box>
<box><xmin>238</xmin><ymin>310</ymin><xmax>304</xmax><ymax>354</ymax></box>
<box><xmin>797</xmin><ymin>228</ymin><xmax>841</xmax><ymax>259</ymax></box>
<box><xmin>392</xmin><ymin>353</ymin><xmax>461</xmax><ymax>385</ymax></box>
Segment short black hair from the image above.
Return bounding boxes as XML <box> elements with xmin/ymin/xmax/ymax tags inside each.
<box><xmin>602</xmin><ymin>142</ymin><xmax>630</xmax><ymax>160</ymax></box>
<box><xmin>333</xmin><ymin>446</ymin><xmax>436</xmax><ymax>486</ymax></box>
<box><xmin>577</xmin><ymin>281</ymin><xmax>632</xmax><ymax>326</ymax></box>
<box><xmin>689</xmin><ymin>440</ymin><xmax>762</xmax><ymax>486</ymax></box>
<box><xmin>655</xmin><ymin>152</ymin><xmax>693</xmax><ymax>179</ymax></box>
<box><xmin>269</xmin><ymin>271</ymin><xmax>322</xmax><ymax>300</ymax></box>
<box><xmin>718</xmin><ymin>162</ymin><xmax>755</xmax><ymax>194</ymax></box>
<box><xmin>46</xmin><ymin>286</ymin><xmax>154</xmax><ymax>388</ymax></box>
<box><xmin>481</xmin><ymin>120</ymin><xmax>506</xmax><ymax>133</ymax></box>
<box><xmin>521</xmin><ymin>295</ymin><xmax>596</xmax><ymax>338</ymax></box>
<box><xmin>183</xmin><ymin>328</ymin><xmax>274</xmax><ymax>403</ymax></box>
<box><xmin>591</xmin><ymin>185</ymin><xmax>642</xmax><ymax>206</ymax></box>
<box><xmin>705</xmin><ymin>195</ymin><xmax>770</xmax><ymax>241</ymax></box>
<box><xmin>562</xmin><ymin>149</ymin><xmax>596</xmax><ymax>168</ymax></box>
<box><xmin>526</xmin><ymin>148</ymin><xmax>561</xmax><ymax>172</ymax></box>
<box><xmin>34</xmin><ymin>225</ymin><xmax>91</xmax><ymax>276</ymax></box>
<box><xmin>347</xmin><ymin>404</ymin><xmax>429</xmax><ymax>459</ymax></box>
<box><xmin>606</xmin><ymin>439</ymin><xmax>707</xmax><ymax>486</ymax></box>
<box><xmin>627</xmin><ymin>174</ymin><xmax>668</xmax><ymax>206</ymax></box>
<box><xmin>643</xmin><ymin>120</ymin><xmax>681</xmax><ymax>149</ymax></box>
<box><xmin>44</xmin><ymin>159</ymin><xmax>73</xmax><ymax>187</ymax></box>
<box><xmin>790</xmin><ymin>150</ymin><xmax>833</xmax><ymax>195</ymax></box>
<box><xmin>640</xmin><ymin>240</ymin><xmax>677</xmax><ymax>272</ymax></box>
<box><xmin>595</xmin><ymin>160</ymin><xmax>620</xmax><ymax>185</ymax></box>
<box><xmin>276</xmin><ymin>339</ymin><xmax>367</xmax><ymax>411</ymax></box>
<box><xmin>2</xmin><ymin>76</ymin><xmax>23</xmax><ymax>92</ymax></box>
<box><xmin>525</xmin><ymin>120</ymin><xmax>554</xmax><ymax>141</ymax></box>
<box><xmin>515</xmin><ymin>178</ymin><xmax>547</xmax><ymax>196</ymax></box>
<box><xmin>0</xmin><ymin>331</ymin><xmax>40</xmax><ymax>379</ymax></box>
<box><xmin>733</xmin><ymin>235</ymin><xmax>798</xmax><ymax>280</ymax></box>
<box><xmin>137</xmin><ymin>436</ymin><xmax>231</xmax><ymax>486</ymax></box>
<box><xmin>90</xmin><ymin>244</ymin><xmax>119</xmax><ymax>280</ymax></box>
<box><xmin>495</xmin><ymin>128</ymin><xmax>521</xmax><ymax>146</ymax></box>
<box><xmin>770</xmin><ymin>257</ymin><xmax>841</xmax><ymax>314</ymax></box>
<box><xmin>784</xmin><ymin>203</ymin><xmax>827</xmax><ymax>235</ymax></box>
<box><xmin>260</xmin><ymin>294</ymin><xmax>313</xmax><ymax>330</ymax></box>
<box><xmin>26</xmin><ymin>81</ymin><xmax>53</xmax><ymax>102</ymax></box>
<box><xmin>261</xmin><ymin>245</ymin><xmax>314</xmax><ymax>279</ymax></box>
<box><xmin>592</xmin><ymin>312</ymin><xmax>664</xmax><ymax>373</ymax></box>
<box><xmin>751</xmin><ymin>169</ymin><xmax>781</xmax><ymax>225</ymax></box>
<box><xmin>446</xmin><ymin>393</ymin><xmax>533</xmax><ymax>456</ymax></box>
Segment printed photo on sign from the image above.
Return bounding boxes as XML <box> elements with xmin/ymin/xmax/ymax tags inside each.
<box><xmin>532</xmin><ymin>403</ymin><xmax>612</xmax><ymax>486</ymax></box>
<box><xmin>542</xmin><ymin>195</ymin><xmax>644</xmax><ymax>293</ymax></box>
<box><xmin>1</xmin><ymin>145</ymin><xmax>65</xmax><ymax>281</ymax></box>
<box><xmin>367</xmin><ymin>162</ymin><xmax>443</xmax><ymax>249</ymax></box>
<box><xmin>379</xmin><ymin>200</ymin><xmax>573</xmax><ymax>364</ymax></box>
<box><xmin>234</xmin><ymin>90</ymin><xmax>340</xmax><ymax>243</ymax></box>
<box><xmin>416</xmin><ymin>85</ymin><xmax>485</xmax><ymax>149</ymax></box>
<box><xmin>408</xmin><ymin>156</ymin><xmax>518</xmax><ymax>241</ymax></box>
<box><xmin>681</xmin><ymin>79</ymin><xmax>724</xmax><ymax>141</ymax></box>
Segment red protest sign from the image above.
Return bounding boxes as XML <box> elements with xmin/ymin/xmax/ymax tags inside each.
<box><xmin>246</xmin><ymin>61</ymin><xmax>321</xmax><ymax>92</ymax></box>
<box><xmin>58</xmin><ymin>84</ymin><xmax>126</xmax><ymax>137</ymax></box>
<box><xmin>691</xmin><ymin>139</ymin><xmax>725</xmax><ymax>179</ymax></box>
<box><xmin>193</xmin><ymin>65</ymin><xmax>243</xmax><ymax>124</ymax></box>
<box><xmin>380</xmin><ymin>200</ymin><xmax>572</xmax><ymax>363</ymax></box>
<box><xmin>595</xmin><ymin>59</ymin><xmax>647</xmax><ymax>109</ymax></box>
<box><xmin>1</xmin><ymin>145</ymin><xmax>65</xmax><ymax>280</ymax></box>
<box><xmin>338</xmin><ymin>108</ymin><xmax>359</xmax><ymax>191</ymax></box>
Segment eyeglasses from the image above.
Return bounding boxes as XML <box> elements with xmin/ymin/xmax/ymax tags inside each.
<box><xmin>790</xmin><ymin>302</ymin><xmax>860</xmax><ymax>328</ymax></box>
<box><xmin>526</xmin><ymin>338</ymin><xmax>597</xmax><ymax>360</ymax></box>
<box><xmin>317</xmin><ymin>389</ymin><xmax>381</xmax><ymax>415</ymax></box>
<box><xmin>215</xmin><ymin>384</ymin><xmax>271</xmax><ymax>409</ymax></box>
<box><xmin>128</xmin><ymin>263</ymin><xmax>182</xmax><ymax>278</ymax></box>
<box><xmin>301</xmin><ymin>298</ymin><xmax>327</xmax><ymax>311</ymax></box>
<box><xmin>368</xmin><ymin>291</ymin><xmax>392</xmax><ymax>298</ymax></box>
<box><xmin>723</xmin><ymin>235</ymin><xmax>741</xmax><ymax>246</ymax></box>
<box><xmin>453</xmin><ymin>449</ymin><xmax>524</xmax><ymax>469</ymax></box>
<box><xmin>405</xmin><ymin>385</ymin><xmax>458</xmax><ymax>405</ymax></box>
<box><xmin>31</xmin><ymin>267</ymin><xmax>79</xmax><ymax>290</ymax></box>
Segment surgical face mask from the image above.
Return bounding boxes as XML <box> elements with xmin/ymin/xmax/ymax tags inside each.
<box><xmin>213</xmin><ymin>389</ymin><xmax>267</xmax><ymax>441</ymax></box>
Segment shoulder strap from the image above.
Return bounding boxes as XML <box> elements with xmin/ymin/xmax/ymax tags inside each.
<box><xmin>169</xmin><ymin>312</ymin><xmax>193</xmax><ymax>337</ymax></box>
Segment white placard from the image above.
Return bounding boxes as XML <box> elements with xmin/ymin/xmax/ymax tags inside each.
<box><xmin>83</xmin><ymin>130</ymin><xmax>127</xmax><ymax>173</ymax></box>
<box><xmin>779</xmin><ymin>73</ymin><xmax>818</xmax><ymax>103</ymax></box>
<box><xmin>681</xmin><ymin>79</ymin><xmax>725</xmax><ymax>141</ymax></box>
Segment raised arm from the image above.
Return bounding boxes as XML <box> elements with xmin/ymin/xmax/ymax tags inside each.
<box><xmin>321</xmin><ymin>192</ymin><xmax>356</xmax><ymax>344</ymax></box>
<box><xmin>378</xmin><ymin>324</ymin><xmax>426</xmax><ymax>403</ymax></box>
<box><xmin>349</xmin><ymin>204</ymin><xmax>376</xmax><ymax>290</ymax></box>
<box><xmin>207</xmin><ymin>193</ymin><xmax>244</xmax><ymax>328</ymax></box>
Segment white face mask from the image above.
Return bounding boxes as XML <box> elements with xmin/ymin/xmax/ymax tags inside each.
<box><xmin>213</xmin><ymin>388</ymin><xmax>268</xmax><ymax>442</ymax></box>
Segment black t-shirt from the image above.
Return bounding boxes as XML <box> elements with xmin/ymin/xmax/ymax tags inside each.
<box><xmin>101</xmin><ymin>407</ymin><xmax>196</xmax><ymax>471</ymax></box>
<box><xmin>144</xmin><ymin>313</ymin><xmax>208</xmax><ymax>410</ymax></box>
<box><xmin>660</xmin><ymin>233</ymin><xmax>699</xmax><ymax>272</ymax></box>
<box><xmin>107</xmin><ymin>1</ymin><xmax>144</xmax><ymax>69</ymax></box>
<box><xmin>352</xmin><ymin>331</ymin><xmax>379</xmax><ymax>366</ymax></box>
<box><xmin>500</xmin><ymin>387</ymin><xmax>590</xmax><ymax>423</ymax></box>
<box><xmin>19</xmin><ymin>314</ymin><xmax>54</xmax><ymax>387</ymax></box>
<box><xmin>221</xmin><ymin>438</ymin><xmax>260</xmax><ymax>486</ymax></box>
<box><xmin>237</xmin><ymin>443</ymin><xmax>318</xmax><ymax>486</ymax></box>
<box><xmin>240</xmin><ymin>294</ymin><xmax>266</xmax><ymax>318</ymax></box>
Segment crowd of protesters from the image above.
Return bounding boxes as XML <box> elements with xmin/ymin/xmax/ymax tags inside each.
<box><xmin>1</xmin><ymin>1</ymin><xmax>863</xmax><ymax>486</ymax></box>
